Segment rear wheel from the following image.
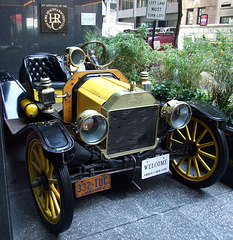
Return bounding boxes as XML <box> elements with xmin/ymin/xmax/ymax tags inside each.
<box><xmin>26</xmin><ymin>131</ymin><xmax>74</xmax><ymax>233</ymax></box>
<box><xmin>167</xmin><ymin>116</ymin><xmax>228</xmax><ymax>188</ymax></box>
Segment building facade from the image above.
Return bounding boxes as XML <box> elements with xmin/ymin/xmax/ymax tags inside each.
<box><xmin>0</xmin><ymin>0</ymin><xmax>104</xmax><ymax>75</ymax></box>
<box><xmin>102</xmin><ymin>0</ymin><xmax>134</xmax><ymax>36</ymax></box>
<box><xmin>116</xmin><ymin>0</ymin><xmax>179</xmax><ymax>28</ymax></box>
<box><xmin>116</xmin><ymin>0</ymin><xmax>233</xmax><ymax>27</ymax></box>
<box><xmin>182</xmin><ymin>0</ymin><xmax>233</xmax><ymax>25</ymax></box>
<box><xmin>116</xmin><ymin>0</ymin><xmax>233</xmax><ymax>48</ymax></box>
<box><xmin>178</xmin><ymin>0</ymin><xmax>233</xmax><ymax>48</ymax></box>
<box><xmin>219</xmin><ymin>0</ymin><xmax>233</xmax><ymax>24</ymax></box>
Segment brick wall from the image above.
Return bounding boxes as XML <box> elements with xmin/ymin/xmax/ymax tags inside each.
<box><xmin>182</xmin><ymin>0</ymin><xmax>219</xmax><ymax>25</ymax></box>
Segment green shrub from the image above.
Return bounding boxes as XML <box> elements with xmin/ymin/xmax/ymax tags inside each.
<box><xmin>82</xmin><ymin>24</ymin><xmax>155</xmax><ymax>82</ymax></box>
<box><xmin>83</xmin><ymin>27</ymin><xmax>233</xmax><ymax>122</ymax></box>
<box><xmin>151</xmin><ymin>79</ymin><xmax>207</xmax><ymax>102</ymax></box>
<box><xmin>150</xmin><ymin>30</ymin><xmax>233</xmax><ymax>122</ymax></box>
<box><xmin>208</xmin><ymin>30</ymin><xmax>233</xmax><ymax>110</ymax></box>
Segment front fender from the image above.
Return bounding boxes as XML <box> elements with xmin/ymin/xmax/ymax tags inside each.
<box><xmin>29</xmin><ymin>120</ymin><xmax>74</xmax><ymax>166</ymax></box>
<box><xmin>188</xmin><ymin>100</ymin><xmax>226</xmax><ymax>130</ymax></box>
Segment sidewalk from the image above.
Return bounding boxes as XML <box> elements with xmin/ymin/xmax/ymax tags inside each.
<box><xmin>4</xmin><ymin>132</ymin><xmax>233</xmax><ymax>240</ymax></box>
<box><xmin>0</xmin><ymin>103</ymin><xmax>13</xmax><ymax>240</ymax></box>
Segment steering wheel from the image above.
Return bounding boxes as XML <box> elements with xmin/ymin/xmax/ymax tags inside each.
<box><xmin>80</xmin><ymin>41</ymin><xmax>118</xmax><ymax>69</ymax></box>
<box><xmin>80</xmin><ymin>41</ymin><xmax>106</xmax><ymax>60</ymax></box>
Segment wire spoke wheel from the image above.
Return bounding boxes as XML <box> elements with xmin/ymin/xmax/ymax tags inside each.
<box><xmin>167</xmin><ymin>116</ymin><xmax>228</xmax><ymax>188</ymax></box>
<box><xmin>26</xmin><ymin>131</ymin><xmax>74</xmax><ymax>233</ymax></box>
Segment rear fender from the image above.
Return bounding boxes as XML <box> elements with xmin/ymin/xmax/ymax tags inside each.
<box><xmin>28</xmin><ymin>120</ymin><xmax>74</xmax><ymax>166</ymax></box>
<box><xmin>188</xmin><ymin>100</ymin><xmax>226</xmax><ymax>130</ymax></box>
<box><xmin>0</xmin><ymin>71</ymin><xmax>27</xmax><ymax>121</ymax></box>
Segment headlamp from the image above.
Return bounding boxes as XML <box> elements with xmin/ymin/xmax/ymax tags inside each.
<box><xmin>65</xmin><ymin>47</ymin><xmax>86</xmax><ymax>71</ymax></box>
<box><xmin>77</xmin><ymin>110</ymin><xmax>108</xmax><ymax>145</ymax></box>
<box><xmin>161</xmin><ymin>100</ymin><xmax>191</xmax><ymax>129</ymax></box>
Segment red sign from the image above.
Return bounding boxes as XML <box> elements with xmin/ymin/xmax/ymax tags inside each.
<box><xmin>200</xmin><ymin>14</ymin><xmax>208</xmax><ymax>26</ymax></box>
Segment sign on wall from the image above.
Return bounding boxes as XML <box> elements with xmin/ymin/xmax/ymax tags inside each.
<box><xmin>146</xmin><ymin>0</ymin><xmax>167</xmax><ymax>21</ymax></box>
<box><xmin>200</xmin><ymin>14</ymin><xmax>208</xmax><ymax>26</ymax></box>
<box><xmin>41</xmin><ymin>4</ymin><xmax>68</xmax><ymax>33</ymax></box>
<box><xmin>81</xmin><ymin>13</ymin><xmax>96</xmax><ymax>26</ymax></box>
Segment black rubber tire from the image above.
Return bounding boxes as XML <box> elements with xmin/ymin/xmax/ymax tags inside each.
<box><xmin>167</xmin><ymin>116</ymin><xmax>228</xmax><ymax>188</ymax></box>
<box><xmin>26</xmin><ymin>131</ymin><xmax>74</xmax><ymax>233</ymax></box>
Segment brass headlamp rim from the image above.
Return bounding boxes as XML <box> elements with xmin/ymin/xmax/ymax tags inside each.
<box><xmin>77</xmin><ymin>110</ymin><xmax>109</xmax><ymax>145</ymax></box>
<box><xmin>161</xmin><ymin>100</ymin><xmax>192</xmax><ymax>129</ymax></box>
<box><xmin>66</xmin><ymin>46</ymin><xmax>86</xmax><ymax>69</ymax></box>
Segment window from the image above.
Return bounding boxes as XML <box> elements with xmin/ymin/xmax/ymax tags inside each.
<box><xmin>221</xmin><ymin>4</ymin><xmax>231</xmax><ymax>7</ymax></box>
<box><xmin>186</xmin><ymin>9</ymin><xmax>194</xmax><ymax>25</ymax></box>
<box><xmin>220</xmin><ymin>17</ymin><xmax>230</xmax><ymax>24</ymax></box>
<box><xmin>119</xmin><ymin>0</ymin><xmax>134</xmax><ymax>10</ymax></box>
<box><xmin>137</xmin><ymin>0</ymin><xmax>146</xmax><ymax>8</ymax></box>
<box><xmin>197</xmin><ymin>7</ymin><xmax>206</xmax><ymax>24</ymax></box>
<box><xmin>110</xmin><ymin>3</ymin><xmax>117</xmax><ymax>9</ymax></box>
<box><xmin>158</xmin><ymin>20</ymin><xmax>167</xmax><ymax>27</ymax></box>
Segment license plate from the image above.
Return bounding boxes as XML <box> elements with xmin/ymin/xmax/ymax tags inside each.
<box><xmin>75</xmin><ymin>173</ymin><xmax>111</xmax><ymax>198</ymax></box>
<box><xmin>141</xmin><ymin>154</ymin><xmax>170</xmax><ymax>179</ymax></box>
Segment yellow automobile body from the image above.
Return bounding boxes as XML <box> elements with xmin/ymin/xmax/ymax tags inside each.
<box><xmin>63</xmin><ymin>69</ymin><xmax>159</xmax><ymax>158</ymax></box>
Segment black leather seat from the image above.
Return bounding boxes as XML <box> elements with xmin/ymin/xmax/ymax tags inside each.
<box><xmin>19</xmin><ymin>54</ymin><xmax>69</xmax><ymax>99</ymax></box>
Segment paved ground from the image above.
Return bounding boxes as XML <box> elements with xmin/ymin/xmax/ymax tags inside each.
<box><xmin>4</xmin><ymin>130</ymin><xmax>233</xmax><ymax>240</ymax></box>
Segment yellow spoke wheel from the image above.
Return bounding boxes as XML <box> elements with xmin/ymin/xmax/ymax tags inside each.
<box><xmin>167</xmin><ymin>116</ymin><xmax>228</xmax><ymax>188</ymax></box>
<box><xmin>26</xmin><ymin>131</ymin><xmax>74</xmax><ymax>233</ymax></box>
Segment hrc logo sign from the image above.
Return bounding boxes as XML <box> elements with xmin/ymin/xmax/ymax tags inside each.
<box><xmin>41</xmin><ymin>4</ymin><xmax>68</xmax><ymax>33</ymax></box>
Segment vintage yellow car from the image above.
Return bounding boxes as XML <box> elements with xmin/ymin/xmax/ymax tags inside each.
<box><xmin>0</xmin><ymin>41</ymin><xmax>228</xmax><ymax>233</ymax></box>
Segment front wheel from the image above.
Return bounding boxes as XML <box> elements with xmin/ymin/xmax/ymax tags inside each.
<box><xmin>26</xmin><ymin>131</ymin><xmax>74</xmax><ymax>233</ymax></box>
<box><xmin>167</xmin><ymin>116</ymin><xmax>228</xmax><ymax>188</ymax></box>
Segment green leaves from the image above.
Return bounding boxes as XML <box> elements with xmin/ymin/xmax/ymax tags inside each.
<box><xmin>82</xmin><ymin>24</ymin><xmax>154</xmax><ymax>82</ymax></box>
<box><xmin>151</xmin><ymin>80</ymin><xmax>205</xmax><ymax>102</ymax></box>
<box><xmin>83</xmin><ymin>27</ymin><xmax>233</xmax><ymax>124</ymax></box>
<box><xmin>150</xmin><ymin>30</ymin><xmax>233</xmax><ymax>123</ymax></box>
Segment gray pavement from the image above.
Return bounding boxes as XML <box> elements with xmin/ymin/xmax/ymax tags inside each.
<box><xmin>0</xmin><ymin>104</ymin><xmax>13</xmax><ymax>240</ymax></box>
<box><xmin>5</xmin><ymin>131</ymin><xmax>233</xmax><ymax>240</ymax></box>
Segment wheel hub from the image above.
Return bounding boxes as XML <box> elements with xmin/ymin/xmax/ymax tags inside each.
<box><xmin>40</xmin><ymin>171</ymin><xmax>49</xmax><ymax>191</ymax></box>
<box><xmin>188</xmin><ymin>141</ymin><xmax>198</xmax><ymax>157</ymax></box>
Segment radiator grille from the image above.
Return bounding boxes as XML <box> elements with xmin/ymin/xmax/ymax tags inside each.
<box><xmin>106</xmin><ymin>105</ymin><xmax>158</xmax><ymax>155</ymax></box>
